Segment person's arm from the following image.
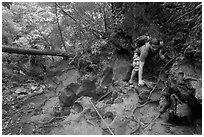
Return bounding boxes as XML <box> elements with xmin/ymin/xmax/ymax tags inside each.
<box><xmin>138</xmin><ymin>61</ymin><xmax>145</xmax><ymax>86</ymax></box>
<box><xmin>159</xmin><ymin>41</ymin><xmax>165</xmax><ymax>59</ymax></box>
<box><xmin>159</xmin><ymin>49</ymin><xmax>165</xmax><ymax>59</ymax></box>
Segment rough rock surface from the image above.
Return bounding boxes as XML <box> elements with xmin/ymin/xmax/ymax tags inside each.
<box><xmin>112</xmin><ymin>55</ymin><xmax>131</xmax><ymax>81</ymax></box>
<box><xmin>59</xmin><ymin>86</ymin><xmax>78</xmax><ymax>107</ymax></box>
<box><xmin>100</xmin><ymin>66</ymin><xmax>113</xmax><ymax>87</ymax></box>
<box><xmin>170</xmin><ymin>58</ymin><xmax>202</xmax><ymax>104</ymax></box>
<box><xmin>3</xmin><ymin>56</ymin><xmax>201</xmax><ymax>135</ymax></box>
<box><xmin>76</xmin><ymin>79</ymin><xmax>97</xmax><ymax>98</ymax></box>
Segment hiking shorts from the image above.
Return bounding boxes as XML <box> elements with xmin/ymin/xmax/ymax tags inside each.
<box><xmin>132</xmin><ymin>52</ymin><xmax>140</xmax><ymax>72</ymax></box>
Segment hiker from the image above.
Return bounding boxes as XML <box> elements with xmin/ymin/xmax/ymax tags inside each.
<box><xmin>129</xmin><ymin>36</ymin><xmax>165</xmax><ymax>86</ymax></box>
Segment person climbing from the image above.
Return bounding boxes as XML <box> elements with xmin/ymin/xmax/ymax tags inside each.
<box><xmin>129</xmin><ymin>35</ymin><xmax>165</xmax><ymax>87</ymax></box>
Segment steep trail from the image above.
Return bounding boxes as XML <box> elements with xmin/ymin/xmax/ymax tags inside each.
<box><xmin>2</xmin><ymin>59</ymin><xmax>201</xmax><ymax>135</ymax></box>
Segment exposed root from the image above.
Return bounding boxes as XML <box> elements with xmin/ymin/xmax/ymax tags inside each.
<box><xmin>130</xmin><ymin>121</ymin><xmax>141</xmax><ymax>135</ymax></box>
<box><xmin>132</xmin><ymin>100</ymin><xmax>158</xmax><ymax>116</ymax></box>
<box><xmin>97</xmin><ymin>90</ymin><xmax>112</xmax><ymax>102</ymax></box>
<box><xmin>38</xmin><ymin>116</ymin><xmax>66</xmax><ymax>124</ymax></box>
<box><xmin>89</xmin><ymin>99</ymin><xmax>114</xmax><ymax>135</ymax></box>
<box><xmin>142</xmin><ymin>114</ymin><xmax>160</xmax><ymax>130</ymax></box>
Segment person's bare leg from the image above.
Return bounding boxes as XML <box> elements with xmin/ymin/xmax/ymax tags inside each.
<box><xmin>138</xmin><ymin>61</ymin><xmax>145</xmax><ymax>86</ymax></box>
<box><xmin>129</xmin><ymin>70</ymin><xmax>137</xmax><ymax>83</ymax></box>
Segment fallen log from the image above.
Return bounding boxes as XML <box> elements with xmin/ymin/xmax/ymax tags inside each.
<box><xmin>2</xmin><ymin>46</ymin><xmax>73</xmax><ymax>58</ymax></box>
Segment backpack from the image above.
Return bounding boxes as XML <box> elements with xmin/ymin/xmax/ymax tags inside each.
<box><xmin>134</xmin><ymin>36</ymin><xmax>151</xmax><ymax>48</ymax></box>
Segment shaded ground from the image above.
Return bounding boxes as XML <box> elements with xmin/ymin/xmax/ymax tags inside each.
<box><xmin>2</xmin><ymin>60</ymin><xmax>202</xmax><ymax>135</ymax></box>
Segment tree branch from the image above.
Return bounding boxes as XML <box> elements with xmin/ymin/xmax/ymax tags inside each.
<box><xmin>55</xmin><ymin>2</ymin><xmax>77</xmax><ymax>22</ymax></box>
<box><xmin>55</xmin><ymin>2</ymin><xmax>106</xmax><ymax>39</ymax></box>
<box><xmin>55</xmin><ymin>3</ymin><xmax>68</xmax><ymax>52</ymax></box>
<box><xmin>174</xmin><ymin>3</ymin><xmax>201</xmax><ymax>21</ymax></box>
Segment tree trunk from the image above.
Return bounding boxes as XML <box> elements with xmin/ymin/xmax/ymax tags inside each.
<box><xmin>2</xmin><ymin>46</ymin><xmax>73</xmax><ymax>58</ymax></box>
<box><xmin>55</xmin><ymin>3</ymin><xmax>68</xmax><ymax>52</ymax></box>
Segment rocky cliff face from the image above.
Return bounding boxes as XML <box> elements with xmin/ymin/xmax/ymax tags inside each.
<box><xmin>157</xmin><ymin>56</ymin><xmax>202</xmax><ymax>124</ymax></box>
<box><xmin>170</xmin><ymin>57</ymin><xmax>202</xmax><ymax>104</ymax></box>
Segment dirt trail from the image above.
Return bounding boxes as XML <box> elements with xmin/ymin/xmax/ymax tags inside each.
<box><xmin>2</xmin><ymin>66</ymin><xmax>201</xmax><ymax>135</ymax></box>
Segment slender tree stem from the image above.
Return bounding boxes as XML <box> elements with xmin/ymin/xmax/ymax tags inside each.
<box><xmin>55</xmin><ymin>3</ymin><xmax>68</xmax><ymax>52</ymax></box>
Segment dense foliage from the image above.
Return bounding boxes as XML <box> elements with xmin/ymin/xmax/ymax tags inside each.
<box><xmin>2</xmin><ymin>2</ymin><xmax>113</xmax><ymax>80</ymax></box>
<box><xmin>2</xmin><ymin>2</ymin><xmax>202</xmax><ymax>81</ymax></box>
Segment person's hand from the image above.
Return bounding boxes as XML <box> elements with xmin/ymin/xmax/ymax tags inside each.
<box><xmin>138</xmin><ymin>80</ymin><xmax>145</xmax><ymax>86</ymax></box>
<box><xmin>147</xmin><ymin>36</ymin><xmax>151</xmax><ymax>41</ymax></box>
<box><xmin>160</xmin><ymin>55</ymin><xmax>165</xmax><ymax>60</ymax></box>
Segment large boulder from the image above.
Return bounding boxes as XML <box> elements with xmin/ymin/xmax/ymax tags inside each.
<box><xmin>76</xmin><ymin>79</ymin><xmax>97</xmax><ymax>98</ymax></box>
<box><xmin>112</xmin><ymin>54</ymin><xmax>132</xmax><ymax>81</ymax></box>
<box><xmin>53</xmin><ymin>68</ymin><xmax>80</xmax><ymax>95</ymax></box>
<box><xmin>59</xmin><ymin>85</ymin><xmax>78</xmax><ymax>107</ymax></box>
<box><xmin>100</xmin><ymin>66</ymin><xmax>113</xmax><ymax>87</ymax></box>
<box><xmin>59</xmin><ymin>79</ymin><xmax>99</xmax><ymax>107</ymax></box>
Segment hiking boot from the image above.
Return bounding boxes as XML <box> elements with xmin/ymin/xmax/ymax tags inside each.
<box><xmin>129</xmin><ymin>84</ymin><xmax>134</xmax><ymax>88</ymax></box>
<box><xmin>128</xmin><ymin>82</ymin><xmax>134</xmax><ymax>88</ymax></box>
